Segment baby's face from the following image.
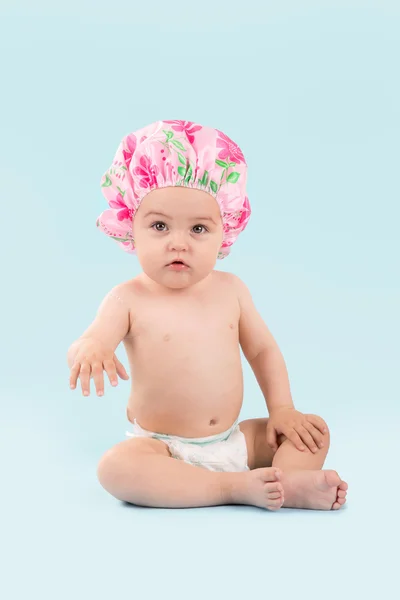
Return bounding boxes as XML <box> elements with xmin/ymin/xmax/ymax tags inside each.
<box><xmin>133</xmin><ymin>186</ymin><xmax>223</xmax><ymax>290</ymax></box>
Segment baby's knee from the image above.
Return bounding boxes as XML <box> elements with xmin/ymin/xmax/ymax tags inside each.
<box><xmin>97</xmin><ymin>446</ymin><xmax>121</xmax><ymax>491</ymax></box>
<box><xmin>308</xmin><ymin>414</ymin><xmax>330</xmax><ymax>445</ymax></box>
<box><xmin>97</xmin><ymin>441</ymin><xmax>136</xmax><ymax>490</ymax></box>
<box><xmin>97</xmin><ymin>438</ymin><xmax>170</xmax><ymax>492</ymax></box>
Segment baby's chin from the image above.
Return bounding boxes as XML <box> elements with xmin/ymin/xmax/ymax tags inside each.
<box><xmin>160</xmin><ymin>271</ymin><xmax>199</xmax><ymax>290</ymax></box>
<box><xmin>144</xmin><ymin>268</ymin><xmax>213</xmax><ymax>291</ymax></box>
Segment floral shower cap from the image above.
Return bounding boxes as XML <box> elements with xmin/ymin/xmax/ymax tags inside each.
<box><xmin>97</xmin><ymin>120</ymin><xmax>251</xmax><ymax>259</ymax></box>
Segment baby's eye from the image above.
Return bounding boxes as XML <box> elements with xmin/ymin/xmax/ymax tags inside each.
<box><xmin>152</xmin><ymin>221</ymin><xmax>167</xmax><ymax>232</ymax></box>
<box><xmin>192</xmin><ymin>224</ymin><xmax>208</xmax><ymax>234</ymax></box>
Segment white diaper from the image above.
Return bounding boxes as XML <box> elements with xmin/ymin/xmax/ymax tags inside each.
<box><xmin>125</xmin><ymin>419</ymin><xmax>249</xmax><ymax>472</ymax></box>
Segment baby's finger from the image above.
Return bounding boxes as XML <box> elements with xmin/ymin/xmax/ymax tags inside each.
<box><xmin>304</xmin><ymin>422</ymin><xmax>325</xmax><ymax>448</ymax></box>
<box><xmin>91</xmin><ymin>362</ymin><xmax>105</xmax><ymax>397</ymax></box>
<box><xmin>297</xmin><ymin>426</ymin><xmax>318</xmax><ymax>453</ymax></box>
<box><xmin>114</xmin><ymin>356</ymin><xmax>129</xmax><ymax>380</ymax></box>
<box><xmin>266</xmin><ymin>425</ymin><xmax>278</xmax><ymax>452</ymax></box>
<box><xmin>70</xmin><ymin>363</ymin><xmax>81</xmax><ymax>389</ymax></box>
<box><xmin>79</xmin><ymin>363</ymin><xmax>91</xmax><ymax>396</ymax></box>
<box><xmin>306</xmin><ymin>414</ymin><xmax>328</xmax><ymax>434</ymax></box>
<box><xmin>285</xmin><ymin>428</ymin><xmax>306</xmax><ymax>451</ymax></box>
<box><xmin>104</xmin><ymin>359</ymin><xmax>118</xmax><ymax>387</ymax></box>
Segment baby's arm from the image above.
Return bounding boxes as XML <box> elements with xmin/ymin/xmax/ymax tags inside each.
<box><xmin>232</xmin><ymin>274</ymin><xmax>294</xmax><ymax>412</ymax></box>
<box><xmin>67</xmin><ymin>285</ymin><xmax>131</xmax><ymax>396</ymax></box>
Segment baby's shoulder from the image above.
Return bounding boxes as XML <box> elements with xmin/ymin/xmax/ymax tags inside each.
<box><xmin>212</xmin><ymin>270</ymin><xmax>246</xmax><ymax>293</ymax></box>
<box><xmin>212</xmin><ymin>271</ymin><xmax>253</xmax><ymax>308</ymax></box>
<box><xmin>107</xmin><ymin>277</ymin><xmax>143</xmax><ymax>305</ymax></box>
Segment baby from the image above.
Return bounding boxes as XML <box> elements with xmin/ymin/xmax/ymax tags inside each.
<box><xmin>68</xmin><ymin>120</ymin><xmax>348</xmax><ymax>510</ymax></box>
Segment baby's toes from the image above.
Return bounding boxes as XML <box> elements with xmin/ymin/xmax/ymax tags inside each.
<box><xmin>267</xmin><ymin>497</ymin><xmax>284</xmax><ymax>511</ymax></box>
<box><xmin>268</xmin><ymin>491</ymin><xmax>283</xmax><ymax>499</ymax></box>
<box><xmin>265</xmin><ymin>481</ymin><xmax>284</xmax><ymax>508</ymax></box>
<box><xmin>332</xmin><ymin>493</ymin><xmax>347</xmax><ymax>509</ymax></box>
<box><xmin>332</xmin><ymin>478</ymin><xmax>348</xmax><ymax>509</ymax></box>
<box><xmin>265</xmin><ymin>481</ymin><xmax>283</xmax><ymax>495</ymax></box>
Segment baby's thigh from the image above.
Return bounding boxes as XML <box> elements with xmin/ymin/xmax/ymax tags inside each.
<box><xmin>239</xmin><ymin>418</ymin><xmax>279</xmax><ymax>470</ymax></box>
<box><xmin>97</xmin><ymin>437</ymin><xmax>171</xmax><ymax>484</ymax></box>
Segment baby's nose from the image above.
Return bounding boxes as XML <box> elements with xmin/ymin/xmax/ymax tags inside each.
<box><xmin>169</xmin><ymin>235</ymin><xmax>189</xmax><ymax>251</ymax></box>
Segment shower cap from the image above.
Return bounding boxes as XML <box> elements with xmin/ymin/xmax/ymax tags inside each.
<box><xmin>97</xmin><ymin>120</ymin><xmax>251</xmax><ymax>259</ymax></box>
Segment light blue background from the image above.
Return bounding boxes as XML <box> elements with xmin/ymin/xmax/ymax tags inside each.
<box><xmin>1</xmin><ymin>1</ymin><xmax>399</xmax><ymax>598</ymax></box>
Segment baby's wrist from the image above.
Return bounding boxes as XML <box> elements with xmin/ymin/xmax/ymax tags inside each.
<box><xmin>268</xmin><ymin>404</ymin><xmax>295</xmax><ymax>414</ymax></box>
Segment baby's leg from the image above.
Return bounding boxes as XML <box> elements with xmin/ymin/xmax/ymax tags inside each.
<box><xmin>97</xmin><ymin>437</ymin><xmax>284</xmax><ymax>510</ymax></box>
<box><xmin>240</xmin><ymin>417</ymin><xmax>348</xmax><ymax>510</ymax></box>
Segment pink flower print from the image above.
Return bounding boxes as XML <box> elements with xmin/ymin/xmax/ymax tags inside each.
<box><xmin>238</xmin><ymin>196</ymin><xmax>251</xmax><ymax>227</ymax></box>
<box><xmin>223</xmin><ymin>199</ymin><xmax>250</xmax><ymax>231</ymax></box>
<box><xmin>122</xmin><ymin>134</ymin><xmax>137</xmax><ymax>168</ymax></box>
<box><xmin>216</xmin><ymin>131</ymin><xmax>245</xmax><ymax>164</ymax></box>
<box><xmin>109</xmin><ymin>193</ymin><xmax>133</xmax><ymax>222</ymax></box>
<box><xmin>133</xmin><ymin>155</ymin><xmax>159</xmax><ymax>188</ymax></box>
<box><xmin>221</xmin><ymin>237</ymin><xmax>234</xmax><ymax>248</ymax></box>
<box><xmin>164</xmin><ymin>120</ymin><xmax>202</xmax><ymax>144</ymax></box>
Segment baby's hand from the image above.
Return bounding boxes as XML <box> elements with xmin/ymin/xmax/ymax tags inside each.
<box><xmin>69</xmin><ymin>338</ymin><xmax>129</xmax><ymax>397</ymax></box>
<box><xmin>266</xmin><ymin>407</ymin><xmax>327</xmax><ymax>453</ymax></box>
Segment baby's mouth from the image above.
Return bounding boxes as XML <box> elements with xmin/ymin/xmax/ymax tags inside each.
<box><xmin>166</xmin><ymin>259</ymin><xmax>190</xmax><ymax>269</ymax></box>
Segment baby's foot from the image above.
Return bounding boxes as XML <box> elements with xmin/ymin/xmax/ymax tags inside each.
<box><xmin>231</xmin><ymin>467</ymin><xmax>284</xmax><ymax>511</ymax></box>
<box><xmin>282</xmin><ymin>469</ymin><xmax>348</xmax><ymax>510</ymax></box>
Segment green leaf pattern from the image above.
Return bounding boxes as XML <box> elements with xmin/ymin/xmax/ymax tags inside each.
<box><xmin>158</xmin><ymin>129</ymin><xmax>241</xmax><ymax>194</ymax></box>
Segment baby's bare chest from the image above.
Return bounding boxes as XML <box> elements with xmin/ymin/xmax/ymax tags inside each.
<box><xmin>126</xmin><ymin>293</ymin><xmax>240</xmax><ymax>360</ymax></box>
<box><xmin>136</xmin><ymin>303</ymin><xmax>237</xmax><ymax>339</ymax></box>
